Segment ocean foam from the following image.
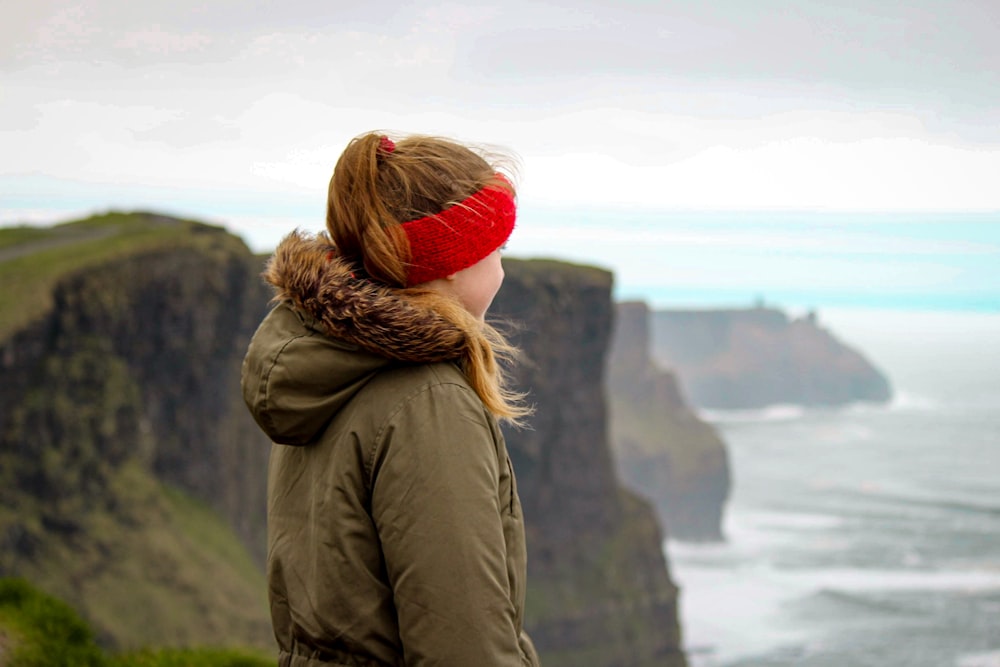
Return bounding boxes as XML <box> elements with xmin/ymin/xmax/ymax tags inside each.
<box><xmin>699</xmin><ymin>403</ymin><xmax>807</xmax><ymax>424</ymax></box>
<box><xmin>779</xmin><ymin>567</ymin><xmax>1000</xmax><ymax>594</ymax></box>
<box><xmin>957</xmin><ymin>651</ymin><xmax>1000</xmax><ymax>667</ymax></box>
<box><xmin>889</xmin><ymin>390</ymin><xmax>942</xmax><ymax>412</ymax></box>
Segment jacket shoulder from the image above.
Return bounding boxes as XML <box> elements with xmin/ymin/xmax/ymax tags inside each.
<box><xmin>349</xmin><ymin>362</ymin><xmax>497</xmax><ymax>475</ymax></box>
<box><xmin>368</xmin><ymin>361</ymin><xmax>473</xmax><ymax>400</ymax></box>
<box><xmin>354</xmin><ymin>362</ymin><xmax>488</xmax><ymax>433</ymax></box>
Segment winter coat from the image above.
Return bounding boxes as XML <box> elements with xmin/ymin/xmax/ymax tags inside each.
<box><xmin>241</xmin><ymin>231</ymin><xmax>540</xmax><ymax>667</ymax></box>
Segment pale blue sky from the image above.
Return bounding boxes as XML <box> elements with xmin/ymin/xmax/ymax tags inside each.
<box><xmin>507</xmin><ymin>210</ymin><xmax>1000</xmax><ymax>312</ymax></box>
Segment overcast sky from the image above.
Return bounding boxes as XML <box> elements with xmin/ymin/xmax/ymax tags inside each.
<box><xmin>2</xmin><ymin>0</ymin><xmax>998</xmax><ymax>313</ymax></box>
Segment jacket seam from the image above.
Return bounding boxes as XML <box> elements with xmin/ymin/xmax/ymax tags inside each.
<box><xmin>506</xmin><ymin>456</ymin><xmax>516</xmax><ymax>514</ymax></box>
<box><xmin>365</xmin><ymin>375</ymin><xmax>480</xmax><ymax>489</ymax></box>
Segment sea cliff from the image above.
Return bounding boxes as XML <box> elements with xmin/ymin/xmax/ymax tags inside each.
<box><xmin>0</xmin><ymin>213</ymin><xmax>272</xmax><ymax>648</ymax></box>
<box><xmin>652</xmin><ymin>307</ymin><xmax>892</xmax><ymax>409</ymax></box>
<box><xmin>608</xmin><ymin>302</ymin><xmax>730</xmax><ymax>542</ymax></box>
<box><xmin>494</xmin><ymin>262</ymin><xmax>686</xmax><ymax>667</ymax></box>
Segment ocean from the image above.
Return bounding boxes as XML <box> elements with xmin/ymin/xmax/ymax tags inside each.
<box><xmin>665</xmin><ymin>309</ymin><xmax>1000</xmax><ymax>667</ymax></box>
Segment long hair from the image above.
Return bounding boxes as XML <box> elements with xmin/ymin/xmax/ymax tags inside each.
<box><xmin>326</xmin><ymin>132</ymin><xmax>530</xmax><ymax>424</ymax></box>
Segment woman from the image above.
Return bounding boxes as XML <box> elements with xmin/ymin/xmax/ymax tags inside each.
<box><xmin>241</xmin><ymin>132</ymin><xmax>540</xmax><ymax>666</ymax></box>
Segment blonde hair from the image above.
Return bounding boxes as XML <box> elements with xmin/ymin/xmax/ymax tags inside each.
<box><xmin>326</xmin><ymin>132</ymin><xmax>530</xmax><ymax>423</ymax></box>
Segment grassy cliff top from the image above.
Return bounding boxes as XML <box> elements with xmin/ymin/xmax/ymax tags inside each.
<box><xmin>0</xmin><ymin>211</ymin><xmax>250</xmax><ymax>341</ymax></box>
<box><xmin>503</xmin><ymin>256</ymin><xmax>612</xmax><ymax>288</ymax></box>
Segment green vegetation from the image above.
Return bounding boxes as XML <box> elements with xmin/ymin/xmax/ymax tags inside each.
<box><xmin>0</xmin><ymin>211</ymin><xmax>249</xmax><ymax>341</ymax></box>
<box><xmin>2</xmin><ymin>463</ymin><xmax>271</xmax><ymax>652</ymax></box>
<box><xmin>0</xmin><ymin>577</ymin><xmax>271</xmax><ymax>667</ymax></box>
<box><xmin>0</xmin><ymin>211</ymin><xmax>271</xmax><ymax>653</ymax></box>
<box><xmin>0</xmin><ymin>226</ymin><xmax>56</xmax><ymax>250</ymax></box>
<box><xmin>502</xmin><ymin>257</ymin><xmax>612</xmax><ymax>288</ymax></box>
<box><xmin>0</xmin><ymin>577</ymin><xmax>105</xmax><ymax>667</ymax></box>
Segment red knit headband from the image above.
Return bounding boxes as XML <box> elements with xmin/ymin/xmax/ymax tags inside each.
<box><xmin>401</xmin><ymin>177</ymin><xmax>516</xmax><ymax>286</ymax></box>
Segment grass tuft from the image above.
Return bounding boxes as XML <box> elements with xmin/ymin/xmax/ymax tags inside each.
<box><xmin>0</xmin><ymin>577</ymin><xmax>105</xmax><ymax>667</ymax></box>
<box><xmin>0</xmin><ymin>578</ymin><xmax>273</xmax><ymax>667</ymax></box>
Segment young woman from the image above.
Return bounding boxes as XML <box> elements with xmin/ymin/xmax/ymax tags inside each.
<box><xmin>241</xmin><ymin>132</ymin><xmax>540</xmax><ymax>666</ymax></box>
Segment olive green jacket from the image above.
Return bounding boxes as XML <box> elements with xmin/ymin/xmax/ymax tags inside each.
<box><xmin>241</xmin><ymin>231</ymin><xmax>539</xmax><ymax>667</ymax></box>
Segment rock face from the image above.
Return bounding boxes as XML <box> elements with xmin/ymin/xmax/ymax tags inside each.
<box><xmin>2</xmin><ymin>233</ymin><xmax>272</xmax><ymax>560</ymax></box>
<box><xmin>0</xmin><ymin>215</ymin><xmax>688</xmax><ymax>665</ymax></box>
<box><xmin>493</xmin><ymin>261</ymin><xmax>687</xmax><ymax>667</ymax></box>
<box><xmin>0</xmin><ymin>215</ymin><xmax>273</xmax><ymax>648</ymax></box>
<box><xmin>608</xmin><ymin>302</ymin><xmax>730</xmax><ymax>542</ymax></box>
<box><xmin>651</xmin><ymin>307</ymin><xmax>892</xmax><ymax>409</ymax></box>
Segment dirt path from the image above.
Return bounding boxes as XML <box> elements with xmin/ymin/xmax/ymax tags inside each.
<box><xmin>0</xmin><ymin>225</ymin><xmax>119</xmax><ymax>264</ymax></box>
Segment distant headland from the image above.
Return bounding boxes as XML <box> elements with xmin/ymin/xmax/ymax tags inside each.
<box><xmin>650</xmin><ymin>305</ymin><xmax>893</xmax><ymax>410</ymax></box>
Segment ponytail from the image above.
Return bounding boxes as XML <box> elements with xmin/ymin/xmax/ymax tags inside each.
<box><xmin>326</xmin><ymin>133</ymin><xmax>411</xmax><ymax>286</ymax></box>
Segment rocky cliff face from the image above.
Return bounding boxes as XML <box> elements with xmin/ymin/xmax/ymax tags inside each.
<box><xmin>0</xmin><ymin>215</ymin><xmax>688</xmax><ymax>665</ymax></box>
<box><xmin>2</xmin><ymin>232</ymin><xmax>272</xmax><ymax>558</ymax></box>
<box><xmin>0</xmin><ymin>216</ymin><xmax>273</xmax><ymax>648</ymax></box>
<box><xmin>608</xmin><ymin>302</ymin><xmax>730</xmax><ymax>542</ymax></box>
<box><xmin>652</xmin><ymin>307</ymin><xmax>892</xmax><ymax>409</ymax></box>
<box><xmin>493</xmin><ymin>261</ymin><xmax>686</xmax><ymax>667</ymax></box>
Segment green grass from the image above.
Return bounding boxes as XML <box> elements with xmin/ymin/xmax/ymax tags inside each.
<box><xmin>0</xmin><ymin>226</ymin><xmax>57</xmax><ymax>250</ymax></box>
<box><xmin>159</xmin><ymin>486</ymin><xmax>265</xmax><ymax>589</ymax></box>
<box><xmin>3</xmin><ymin>462</ymin><xmax>271</xmax><ymax>654</ymax></box>
<box><xmin>0</xmin><ymin>578</ymin><xmax>107</xmax><ymax>667</ymax></box>
<box><xmin>0</xmin><ymin>577</ymin><xmax>272</xmax><ymax>667</ymax></box>
<box><xmin>0</xmin><ymin>211</ymin><xmax>249</xmax><ymax>341</ymax></box>
<box><xmin>85</xmin><ymin>471</ymin><xmax>271</xmax><ymax>651</ymax></box>
<box><xmin>503</xmin><ymin>257</ymin><xmax>612</xmax><ymax>288</ymax></box>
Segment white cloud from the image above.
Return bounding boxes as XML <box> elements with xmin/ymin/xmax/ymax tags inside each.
<box><xmin>114</xmin><ymin>27</ymin><xmax>214</xmax><ymax>55</ymax></box>
<box><xmin>519</xmin><ymin>135</ymin><xmax>1000</xmax><ymax>211</ymax></box>
<box><xmin>3</xmin><ymin>0</ymin><xmax>1000</xmax><ymax>237</ymax></box>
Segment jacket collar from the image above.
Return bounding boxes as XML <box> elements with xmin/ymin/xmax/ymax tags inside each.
<box><xmin>264</xmin><ymin>230</ymin><xmax>468</xmax><ymax>363</ymax></box>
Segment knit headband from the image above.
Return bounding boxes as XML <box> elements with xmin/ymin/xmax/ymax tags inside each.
<box><xmin>401</xmin><ymin>177</ymin><xmax>516</xmax><ymax>286</ymax></box>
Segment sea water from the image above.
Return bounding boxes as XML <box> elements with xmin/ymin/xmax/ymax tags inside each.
<box><xmin>666</xmin><ymin>310</ymin><xmax>1000</xmax><ymax>667</ymax></box>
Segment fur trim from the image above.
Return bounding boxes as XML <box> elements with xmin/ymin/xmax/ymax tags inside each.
<box><xmin>264</xmin><ymin>230</ymin><xmax>467</xmax><ymax>362</ymax></box>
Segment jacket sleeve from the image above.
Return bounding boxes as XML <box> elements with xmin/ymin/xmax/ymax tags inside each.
<box><xmin>369</xmin><ymin>380</ymin><xmax>527</xmax><ymax>667</ymax></box>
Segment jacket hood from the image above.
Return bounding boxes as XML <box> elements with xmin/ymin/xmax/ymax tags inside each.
<box><xmin>241</xmin><ymin>230</ymin><xmax>470</xmax><ymax>445</ymax></box>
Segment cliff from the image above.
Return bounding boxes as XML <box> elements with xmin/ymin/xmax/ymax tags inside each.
<box><xmin>0</xmin><ymin>212</ymin><xmax>273</xmax><ymax>649</ymax></box>
<box><xmin>0</xmin><ymin>213</ymin><xmax>687</xmax><ymax>665</ymax></box>
<box><xmin>608</xmin><ymin>302</ymin><xmax>730</xmax><ymax>542</ymax></box>
<box><xmin>494</xmin><ymin>261</ymin><xmax>686</xmax><ymax>667</ymax></box>
<box><xmin>651</xmin><ymin>307</ymin><xmax>893</xmax><ymax>409</ymax></box>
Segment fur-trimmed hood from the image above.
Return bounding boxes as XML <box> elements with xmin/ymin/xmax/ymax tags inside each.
<box><xmin>264</xmin><ymin>230</ymin><xmax>469</xmax><ymax>362</ymax></box>
<box><xmin>241</xmin><ymin>230</ymin><xmax>472</xmax><ymax>446</ymax></box>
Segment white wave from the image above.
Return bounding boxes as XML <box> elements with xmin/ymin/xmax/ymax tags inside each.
<box><xmin>823</xmin><ymin>392</ymin><xmax>941</xmax><ymax>415</ymax></box>
<box><xmin>666</xmin><ymin>510</ymin><xmax>850</xmax><ymax>574</ymax></box>
<box><xmin>888</xmin><ymin>390</ymin><xmax>942</xmax><ymax>412</ymax></box>
<box><xmin>840</xmin><ymin>400</ymin><xmax>889</xmax><ymax>415</ymax></box>
<box><xmin>780</xmin><ymin>567</ymin><xmax>1000</xmax><ymax>594</ymax></box>
<box><xmin>745</xmin><ymin>509</ymin><xmax>848</xmax><ymax>531</ymax></box>
<box><xmin>698</xmin><ymin>389</ymin><xmax>961</xmax><ymax>423</ymax></box>
<box><xmin>859</xmin><ymin>388</ymin><xmax>1000</xmax><ymax>414</ymax></box>
<box><xmin>957</xmin><ymin>651</ymin><xmax>1000</xmax><ymax>667</ymax></box>
<box><xmin>698</xmin><ymin>403</ymin><xmax>807</xmax><ymax>423</ymax></box>
<box><xmin>670</xmin><ymin>559</ymin><xmax>811</xmax><ymax>665</ymax></box>
<box><xmin>671</xmin><ymin>558</ymin><xmax>1000</xmax><ymax>666</ymax></box>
